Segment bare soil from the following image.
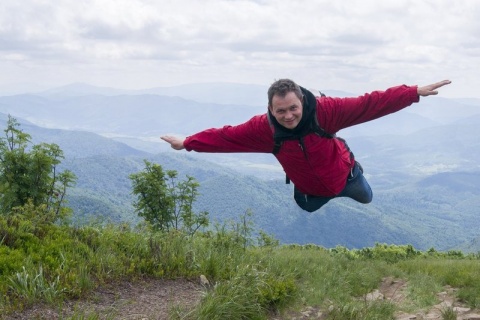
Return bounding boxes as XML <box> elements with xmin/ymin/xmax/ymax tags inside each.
<box><xmin>3</xmin><ymin>278</ymin><xmax>203</xmax><ymax>320</ymax></box>
<box><xmin>4</xmin><ymin>276</ymin><xmax>480</xmax><ymax>320</ymax></box>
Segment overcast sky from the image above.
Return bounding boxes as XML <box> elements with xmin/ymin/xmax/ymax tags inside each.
<box><xmin>0</xmin><ymin>0</ymin><xmax>478</xmax><ymax>98</ymax></box>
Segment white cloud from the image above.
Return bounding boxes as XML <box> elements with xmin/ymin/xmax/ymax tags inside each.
<box><xmin>0</xmin><ymin>0</ymin><xmax>479</xmax><ymax>97</ymax></box>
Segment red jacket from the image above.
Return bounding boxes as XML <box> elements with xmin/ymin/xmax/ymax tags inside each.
<box><xmin>184</xmin><ymin>85</ymin><xmax>420</xmax><ymax>196</ymax></box>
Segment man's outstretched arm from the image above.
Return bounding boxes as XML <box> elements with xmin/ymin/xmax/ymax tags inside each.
<box><xmin>160</xmin><ymin>115</ymin><xmax>273</xmax><ymax>153</ymax></box>
<box><xmin>161</xmin><ymin>135</ymin><xmax>185</xmax><ymax>150</ymax></box>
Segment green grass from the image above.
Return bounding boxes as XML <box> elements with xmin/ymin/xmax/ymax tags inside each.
<box><xmin>1</xmin><ymin>212</ymin><xmax>480</xmax><ymax>319</ymax></box>
<box><xmin>397</xmin><ymin>258</ymin><xmax>480</xmax><ymax>308</ymax></box>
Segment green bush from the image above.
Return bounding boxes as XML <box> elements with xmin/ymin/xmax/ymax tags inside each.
<box><xmin>8</xmin><ymin>265</ymin><xmax>65</xmax><ymax>305</ymax></box>
<box><xmin>186</xmin><ymin>263</ymin><xmax>296</xmax><ymax>320</ymax></box>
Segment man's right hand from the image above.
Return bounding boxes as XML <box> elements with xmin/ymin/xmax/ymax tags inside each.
<box><xmin>160</xmin><ymin>136</ymin><xmax>185</xmax><ymax>150</ymax></box>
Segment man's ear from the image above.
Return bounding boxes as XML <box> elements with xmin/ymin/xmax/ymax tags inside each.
<box><xmin>268</xmin><ymin>105</ymin><xmax>273</xmax><ymax>113</ymax></box>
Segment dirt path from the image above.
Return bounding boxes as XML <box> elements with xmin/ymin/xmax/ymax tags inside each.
<box><xmin>4</xmin><ymin>277</ymin><xmax>480</xmax><ymax>320</ymax></box>
<box><xmin>3</xmin><ymin>278</ymin><xmax>203</xmax><ymax>320</ymax></box>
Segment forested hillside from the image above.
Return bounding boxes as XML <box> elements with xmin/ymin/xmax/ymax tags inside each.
<box><xmin>60</xmin><ymin>146</ymin><xmax>480</xmax><ymax>251</ymax></box>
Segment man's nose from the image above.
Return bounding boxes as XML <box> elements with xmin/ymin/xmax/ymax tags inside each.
<box><xmin>284</xmin><ymin>111</ymin><xmax>294</xmax><ymax>119</ymax></box>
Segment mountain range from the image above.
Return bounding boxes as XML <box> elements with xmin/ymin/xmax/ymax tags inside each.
<box><xmin>0</xmin><ymin>82</ymin><xmax>479</xmax><ymax>252</ymax></box>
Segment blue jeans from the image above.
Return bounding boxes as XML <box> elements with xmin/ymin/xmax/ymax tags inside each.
<box><xmin>294</xmin><ymin>162</ymin><xmax>373</xmax><ymax>212</ymax></box>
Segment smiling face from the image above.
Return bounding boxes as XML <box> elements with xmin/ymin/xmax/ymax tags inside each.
<box><xmin>269</xmin><ymin>91</ymin><xmax>303</xmax><ymax>129</ymax></box>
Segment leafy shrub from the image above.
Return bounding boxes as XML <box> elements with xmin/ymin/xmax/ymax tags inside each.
<box><xmin>187</xmin><ymin>263</ymin><xmax>296</xmax><ymax>320</ymax></box>
<box><xmin>357</xmin><ymin>243</ymin><xmax>421</xmax><ymax>263</ymax></box>
<box><xmin>258</xmin><ymin>272</ymin><xmax>296</xmax><ymax>308</ymax></box>
<box><xmin>8</xmin><ymin>265</ymin><xmax>65</xmax><ymax>305</ymax></box>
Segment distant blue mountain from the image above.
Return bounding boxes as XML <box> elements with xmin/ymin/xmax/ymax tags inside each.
<box><xmin>417</xmin><ymin>172</ymin><xmax>480</xmax><ymax>193</ymax></box>
<box><xmin>1</xmin><ymin>82</ymin><xmax>478</xmax><ymax>142</ymax></box>
<box><xmin>40</xmin><ymin>82</ymin><xmax>128</xmax><ymax>97</ymax></box>
<box><xmin>0</xmin><ymin>92</ymin><xmax>264</xmax><ymax>138</ymax></box>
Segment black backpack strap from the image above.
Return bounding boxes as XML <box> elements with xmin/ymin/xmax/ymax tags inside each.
<box><xmin>272</xmin><ymin>140</ymin><xmax>282</xmax><ymax>155</ymax></box>
<box><xmin>336</xmin><ymin>137</ymin><xmax>355</xmax><ymax>161</ymax></box>
<box><xmin>268</xmin><ymin>112</ymin><xmax>284</xmax><ymax>154</ymax></box>
<box><xmin>312</xmin><ymin>110</ymin><xmax>336</xmax><ymax>139</ymax></box>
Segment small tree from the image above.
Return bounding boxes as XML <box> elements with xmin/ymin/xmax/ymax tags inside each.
<box><xmin>129</xmin><ymin>160</ymin><xmax>209</xmax><ymax>235</ymax></box>
<box><xmin>0</xmin><ymin>116</ymin><xmax>76</xmax><ymax>220</ymax></box>
<box><xmin>169</xmin><ymin>174</ymin><xmax>209</xmax><ymax>235</ymax></box>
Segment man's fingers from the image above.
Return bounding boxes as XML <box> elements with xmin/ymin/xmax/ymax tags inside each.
<box><xmin>427</xmin><ymin>80</ymin><xmax>451</xmax><ymax>92</ymax></box>
<box><xmin>418</xmin><ymin>80</ymin><xmax>451</xmax><ymax>96</ymax></box>
<box><xmin>161</xmin><ymin>136</ymin><xmax>173</xmax><ymax>143</ymax></box>
<box><xmin>432</xmin><ymin>80</ymin><xmax>451</xmax><ymax>90</ymax></box>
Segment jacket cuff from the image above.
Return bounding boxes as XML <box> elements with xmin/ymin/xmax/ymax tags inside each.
<box><xmin>183</xmin><ymin>136</ymin><xmax>193</xmax><ymax>151</ymax></box>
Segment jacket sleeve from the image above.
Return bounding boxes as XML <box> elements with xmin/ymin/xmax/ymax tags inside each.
<box><xmin>184</xmin><ymin>114</ymin><xmax>273</xmax><ymax>153</ymax></box>
<box><xmin>318</xmin><ymin>85</ymin><xmax>420</xmax><ymax>133</ymax></box>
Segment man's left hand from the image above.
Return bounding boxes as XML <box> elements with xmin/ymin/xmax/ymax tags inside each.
<box><xmin>417</xmin><ymin>80</ymin><xmax>451</xmax><ymax>97</ymax></box>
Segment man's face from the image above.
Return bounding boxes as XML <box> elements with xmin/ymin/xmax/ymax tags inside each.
<box><xmin>269</xmin><ymin>91</ymin><xmax>303</xmax><ymax>129</ymax></box>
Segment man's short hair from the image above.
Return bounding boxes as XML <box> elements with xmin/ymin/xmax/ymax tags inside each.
<box><xmin>268</xmin><ymin>79</ymin><xmax>303</xmax><ymax>107</ymax></box>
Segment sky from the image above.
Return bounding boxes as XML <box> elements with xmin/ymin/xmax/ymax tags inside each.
<box><xmin>0</xmin><ymin>0</ymin><xmax>479</xmax><ymax>98</ymax></box>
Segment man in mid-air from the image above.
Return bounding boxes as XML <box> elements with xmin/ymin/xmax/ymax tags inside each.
<box><xmin>162</xmin><ymin>79</ymin><xmax>451</xmax><ymax>212</ymax></box>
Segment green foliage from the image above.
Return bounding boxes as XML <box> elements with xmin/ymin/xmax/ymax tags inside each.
<box><xmin>189</xmin><ymin>275</ymin><xmax>267</xmax><ymax>320</ymax></box>
<box><xmin>457</xmin><ymin>287</ymin><xmax>480</xmax><ymax>309</ymax></box>
<box><xmin>0</xmin><ymin>116</ymin><xmax>76</xmax><ymax>219</ymax></box>
<box><xmin>130</xmin><ymin>160</ymin><xmax>209</xmax><ymax>234</ymax></box>
<box><xmin>268</xmin><ymin>245</ymin><xmax>385</xmax><ymax>307</ymax></box>
<box><xmin>404</xmin><ymin>273</ymin><xmax>442</xmax><ymax>309</ymax></box>
<box><xmin>440</xmin><ymin>307</ymin><xmax>458</xmax><ymax>320</ymax></box>
<box><xmin>8</xmin><ymin>265</ymin><xmax>65</xmax><ymax>305</ymax></box>
<box><xmin>257</xmin><ymin>230</ymin><xmax>280</xmax><ymax>247</ymax></box>
<box><xmin>228</xmin><ymin>209</ymin><xmax>255</xmax><ymax>250</ymax></box>
<box><xmin>397</xmin><ymin>258</ymin><xmax>480</xmax><ymax>308</ymax></box>
<box><xmin>193</xmin><ymin>212</ymin><xmax>259</xmax><ymax>280</ymax></box>
<box><xmin>0</xmin><ymin>246</ymin><xmax>24</xmax><ymax>279</ymax></box>
<box><xmin>186</xmin><ymin>262</ymin><xmax>296</xmax><ymax>320</ymax></box>
<box><xmin>356</xmin><ymin>243</ymin><xmax>422</xmax><ymax>263</ymax></box>
<box><xmin>257</xmin><ymin>271</ymin><xmax>296</xmax><ymax>309</ymax></box>
<box><xmin>328</xmin><ymin>243</ymin><xmax>473</xmax><ymax>263</ymax></box>
<box><xmin>326</xmin><ymin>301</ymin><xmax>395</xmax><ymax>320</ymax></box>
